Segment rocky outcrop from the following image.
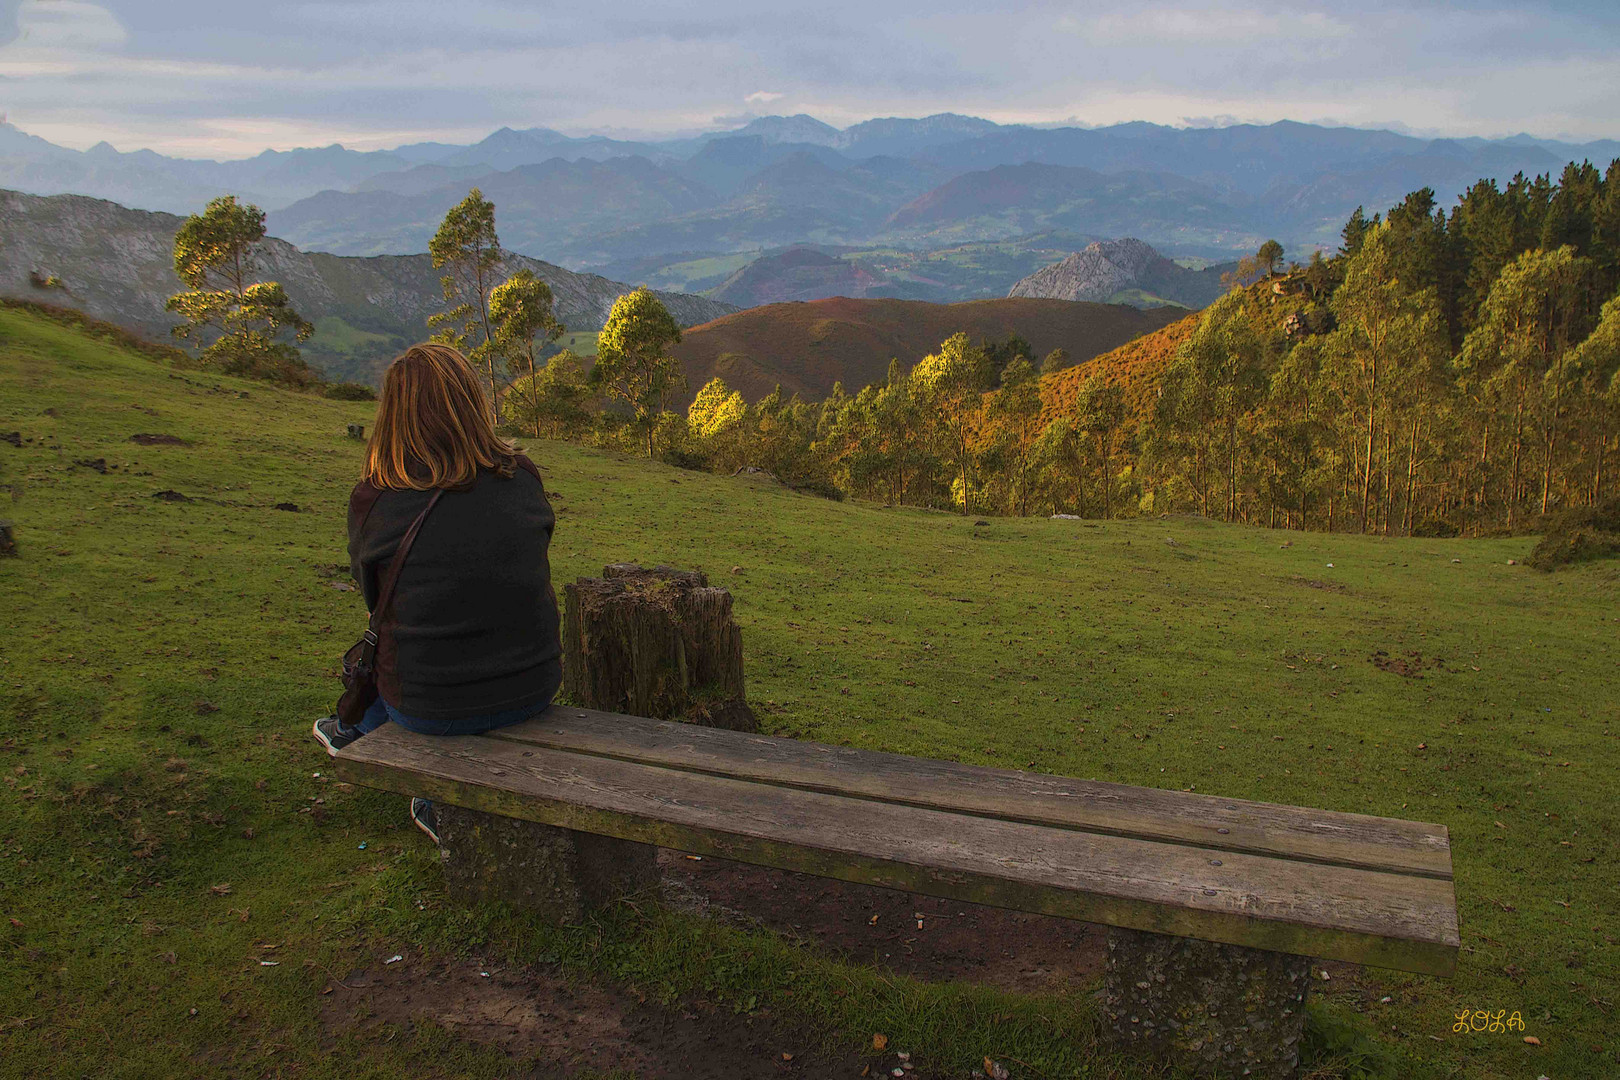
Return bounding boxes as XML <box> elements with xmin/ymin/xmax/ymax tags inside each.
<box><xmin>0</xmin><ymin>189</ymin><xmax>736</xmax><ymax>383</ymax></box>
<box><xmin>1008</xmin><ymin>238</ymin><xmax>1229</xmax><ymax>309</ymax></box>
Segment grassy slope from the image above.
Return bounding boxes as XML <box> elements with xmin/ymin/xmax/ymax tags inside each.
<box><xmin>2</xmin><ymin>307</ymin><xmax>1617</xmax><ymax>1079</ymax></box>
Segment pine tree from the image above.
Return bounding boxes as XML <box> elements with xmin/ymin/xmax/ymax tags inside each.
<box><xmin>428</xmin><ymin>189</ymin><xmax>504</xmax><ymax>423</ymax></box>
<box><xmin>166</xmin><ymin>195</ymin><xmax>313</xmax><ymax>385</ymax></box>
<box><xmin>594</xmin><ymin>288</ymin><xmax>684</xmax><ymax>457</ymax></box>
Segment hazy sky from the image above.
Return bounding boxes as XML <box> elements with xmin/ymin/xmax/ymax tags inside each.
<box><xmin>1</xmin><ymin>0</ymin><xmax>1617</xmax><ymax>157</ymax></box>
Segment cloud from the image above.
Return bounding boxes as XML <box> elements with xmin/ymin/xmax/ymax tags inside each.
<box><xmin>0</xmin><ymin>0</ymin><xmax>1614</xmax><ymax>155</ymax></box>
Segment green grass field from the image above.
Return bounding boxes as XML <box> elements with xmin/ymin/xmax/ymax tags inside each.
<box><xmin>556</xmin><ymin>330</ymin><xmax>600</xmax><ymax>357</ymax></box>
<box><xmin>2</xmin><ymin>306</ymin><xmax>1617</xmax><ymax>1079</ymax></box>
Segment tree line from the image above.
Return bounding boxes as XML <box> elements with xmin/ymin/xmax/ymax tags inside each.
<box><xmin>611</xmin><ymin>163</ymin><xmax>1620</xmax><ymax>534</ymax></box>
<box><xmin>168</xmin><ymin>164</ymin><xmax>1620</xmax><ymax>534</ymax></box>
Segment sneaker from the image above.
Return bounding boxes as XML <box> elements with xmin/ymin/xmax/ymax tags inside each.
<box><xmin>311</xmin><ymin>715</ymin><xmax>360</xmax><ymax>757</ymax></box>
<box><xmin>410</xmin><ymin>797</ymin><xmax>440</xmax><ymax>845</ymax></box>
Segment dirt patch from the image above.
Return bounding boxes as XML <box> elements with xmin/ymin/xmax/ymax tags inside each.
<box><xmin>320</xmin><ymin>857</ymin><xmax>1104</xmax><ymax>1076</ymax></box>
<box><xmin>320</xmin><ymin>956</ymin><xmax>873</xmax><ymax>1079</ymax></box>
<box><xmin>1369</xmin><ymin>650</ymin><xmax>1446</xmax><ymax>678</ymax></box>
<box><xmin>73</xmin><ymin>457</ymin><xmax>111</xmax><ymax>473</ymax></box>
<box><xmin>273</xmin><ymin>502</ymin><xmax>300</xmax><ymax>512</ymax></box>
<box><xmin>151</xmin><ymin>490</ymin><xmax>192</xmax><ymax>502</ymax></box>
<box><xmin>2</xmin><ymin>431</ymin><xmax>19</xmax><ymax>448</ymax></box>
<box><xmin>660</xmin><ymin>851</ymin><xmax>1103</xmax><ymax>995</ymax></box>
<box><xmin>1290</xmin><ymin>575</ymin><xmax>1347</xmax><ymax>593</ymax></box>
<box><xmin>130</xmin><ymin>433</ymin><xmax>186</xmax><ymax>446</ymax></box>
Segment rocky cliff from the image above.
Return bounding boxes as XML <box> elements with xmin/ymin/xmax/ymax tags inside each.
<box><xmin>1007</xmin><ymin>238</ymin><xmax>1230</xmax><ymax>309</ymax></box>
<box><xmin>0</xmin><ymin>189</ymin><xmax>735</xmax><ymax>384</ymax></box>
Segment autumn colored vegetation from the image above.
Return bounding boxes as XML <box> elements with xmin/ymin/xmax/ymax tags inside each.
<box><xmin>159</xmin><ymin>164</ymin><xmax>1620</xmax><ymax>539</ymax></box>
<box><xmin>510</xmin><ymin>163</ymin><xmax>1620</xmax><ymax>538</ymax></box>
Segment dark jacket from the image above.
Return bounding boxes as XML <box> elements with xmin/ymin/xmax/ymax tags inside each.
<box><xmin>346</xmin><ymin>454</ymin><xmax>562</xmax><ymax>720</ymax></box>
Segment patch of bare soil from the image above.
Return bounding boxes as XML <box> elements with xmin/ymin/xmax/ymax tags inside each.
<box><xmin>1369</xmin><ymin>650</ymin><xmax>1447</xmax><ymax>678</ymax></box>
<box><xmin>321</xmin><ymin>956</ymin><xmax>873</xmax><ymax>1079</ymax></box>
<box><xmin>1289</xmin><ymin>575</ymin><xmax>1347</xmax><ymax>593</ymax></box>
<box><xmin>658</xmin><ymin>851</ymin><xmax>1103</xmax><ymax>995</ymax></box>
<box><xmin>130</xmin><ymin>433</ymin><xmax>186</xmax><ymax>445</ymax></box>
<box><xmin>321</xmin><ymin>857</ymin><xmax>1106</xmax><ymax>1076</ymax></box>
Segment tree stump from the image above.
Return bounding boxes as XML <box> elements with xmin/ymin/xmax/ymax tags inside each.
<box><xmin>1104</xmin><ymin>927</ymin><xmax>1311</xmax><ymax>1079</ymax></box>
<box><xmin>434</xmin><ymin>564</ymin><xmax>754</xmax><ymax>923</ymax></box>
<box><xmin>346</xmin><ymin>423</ymin><xmax>365</xmax><ymax>440</ymax></box>
<box><xmin>562</xmin><ymin>563</ymin><xmax>757</xmax><ymax>731</ymax></box>
<box><xmin>0</xmin><ymin>521</ymin><xmax>16</xmax><ymax>558</ymax></box>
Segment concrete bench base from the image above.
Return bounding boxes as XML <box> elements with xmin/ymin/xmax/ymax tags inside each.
<box><xmin>1105</xmin><ymin>926</ymin><xmax>1311</xmax><ymax>1079</ymax></box>
<box><xmin>437</xmin><ymin>803</ymin><xmax>659</xmax><ymax>924</ymax></box>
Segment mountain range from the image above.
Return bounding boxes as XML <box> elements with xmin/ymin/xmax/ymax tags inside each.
<box><xmin>0</xmin><ymin>189</ymin><xmax>733</xmax><ymax>385</ymax></box>
<box><xmin>5</xmin><ymin>115</ymin><xmax>1613</xmax><ymax>282</ymax></box>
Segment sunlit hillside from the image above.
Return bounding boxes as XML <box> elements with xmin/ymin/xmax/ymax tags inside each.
<box><xmin>2</xmin><ymin>305</ymin><xmax>1616</xmax><ymax>1079</ymax></box>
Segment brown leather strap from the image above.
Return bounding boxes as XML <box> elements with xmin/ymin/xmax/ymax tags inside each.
<box><xmin>360</xmin><ymin>488</ymin><xmax>443</xmax><ymax>657</ymax></box>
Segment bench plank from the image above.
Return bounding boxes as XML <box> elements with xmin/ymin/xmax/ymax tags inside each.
<box><xmin>335</xmin><ymin>727</ymin><xmax>1459</xmax><ymax>975</ymax></box>
<box><xmin>486</xmin><ymin>709</ymin><xmax>1453</xmax><ymax>880</ymax></box>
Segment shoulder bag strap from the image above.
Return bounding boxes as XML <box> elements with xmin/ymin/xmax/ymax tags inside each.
<box><xmin>360</xmin><ymin>488</ymin><xmax>444</xmax><ymax>656</ymax></box>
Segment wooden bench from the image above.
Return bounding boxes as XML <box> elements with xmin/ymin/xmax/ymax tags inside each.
<box><xmin>334</xmin><ymin>706</ymin><xmax>1458</xmax><ymax>1080</ymax></box>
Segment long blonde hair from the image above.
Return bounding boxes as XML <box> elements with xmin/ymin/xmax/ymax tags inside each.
<box><xmin>363</xmin><ymin>343</ymin><xmax>516</xmax><ymax>490</ymax></box>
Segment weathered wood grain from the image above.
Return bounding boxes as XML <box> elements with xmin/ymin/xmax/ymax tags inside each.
<box><xmin>334</xmin><ymin>727</ymin><xmax>1459</xmax><ymax>975</ymax></box>
<box><xmin>485</xmin><ymin>708</ymin><xmax>1454</xmax><ymax>880</ymax></box>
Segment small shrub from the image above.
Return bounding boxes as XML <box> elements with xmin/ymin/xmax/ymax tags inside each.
<box><xmin>1409</xmin><ymin>515</ymin><xmax>1460</xmax><ymax>539</ymax></box>
<box><xmin>323</xmin><ymin>381</ymin><xmax>376</xmax><ymax>401</ymax></box>
<box><xmin>1527</xmin><ymin>497</ymin><xmax>1620</xmax><ymax>570</ymax></box>
<box><xmin>659</xmin><ymin>447</ymin><xmax>710</xmax><ymax>472</ymax></box>
<box><xmin>786</xmin><ymin>476</ymin><xmax>845</xmax><ymax>501</ymax></box>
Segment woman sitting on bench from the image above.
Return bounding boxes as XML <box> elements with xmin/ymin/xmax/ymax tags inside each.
<box><xmin>312</xmin><ymin>343</ymin><xmax>563</xmax><ymax>845</ymax></box>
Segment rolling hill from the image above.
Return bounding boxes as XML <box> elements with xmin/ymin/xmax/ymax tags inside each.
<box><xmin>1038</xmin><ymin>309</ymin><xmax>1202</xmax><ymax>442</ymax></box>
<box><xmin>0</xmin><ymin>188</ymin><xmax>734</xmax><ymax>385</ymax></box>
<box><xmin>708</xmin><ymin>247</ymin><xmax>890</xmax><ymax>306</ymax></box>
<box><xmin>668</xmin><ymin>296</ymin><xmax>1185</xmax><ymax>404</ymax></box>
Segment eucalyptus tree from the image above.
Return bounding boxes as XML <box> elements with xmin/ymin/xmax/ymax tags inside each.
<box><xmin>1459</xmin><ymin>246</ymin><xmax>1596</xmax><ymax>522</ymax></box>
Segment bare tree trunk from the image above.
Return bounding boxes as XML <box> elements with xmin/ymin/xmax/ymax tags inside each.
<box><xmin>1510</xmin><ymin>396</ymin><xmax>1524</xmax><ymax>530</ymax></box>
<box><xmin>1100</xmin><ymin>434</ymin><xmax>1111</xmax><ymax>520</ymax></box>
<box><xmin>1361</xmin><ymin>406</ymin><xmax>1376</xmax><ymax>533</ymax></box>
<box><xmin>1402</xmin><ymin>417</ymin><xmax>1421</xmax><ymax>535</ymax></box>
<box><xmin>1596</xmin><ymin>433</ymin><xmax>1607</xmax><ymax>505</ymax></box>
<box><xmin>1381</xmin><ymin>427</ymin><xmax>1394</xmax><ymax>537</ymax></box>
<box><xmin>1542</xmin><ymin>424</ymin><xmax>1558</xmax><ymax>516</ymax></box>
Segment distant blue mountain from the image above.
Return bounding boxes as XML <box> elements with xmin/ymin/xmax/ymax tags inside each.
<box><xmin>4</xmin><ymin>115</ymin><xmax>1614</xmax><ymax>272</ymax></box>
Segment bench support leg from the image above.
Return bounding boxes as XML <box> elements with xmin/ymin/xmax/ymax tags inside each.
<box><xmin>1104</xmin><ymin>927</ymin><xmax>1310</xmax><ymax>1080</ymax></box>
<box><xmin>434</xmin><ymin>805</ymin><xmax>659</xmax><ymax>924</ymax></box>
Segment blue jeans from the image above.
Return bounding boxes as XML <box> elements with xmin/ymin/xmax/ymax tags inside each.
<box><xmin>353</xmin><ymin>695</ymin><xmax>553</xmax><ymax>737</ymax></box>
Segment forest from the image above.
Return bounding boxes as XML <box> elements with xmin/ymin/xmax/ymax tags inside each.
<box><xmin>167</xmin><ymin>162</ymin><xmax>1620</xmax><ymax>537</ymax></box>
<box><xmin>498</xmin><ymin>160</ymin><xmax>1619</xmax><ymax>537</ymax></box>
